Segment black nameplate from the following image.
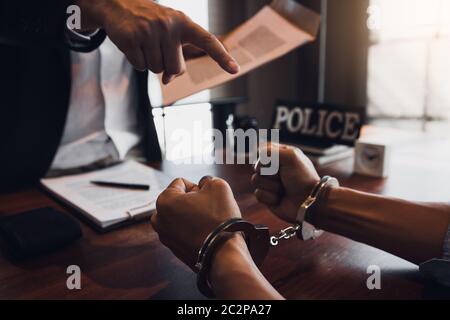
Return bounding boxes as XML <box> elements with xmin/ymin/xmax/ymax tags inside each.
<box><xmin>272</xmin><ymin>101</ymin><xmax>366</xmax><ymax>147</ymax></box>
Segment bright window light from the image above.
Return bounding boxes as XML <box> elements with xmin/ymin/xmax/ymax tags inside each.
<box><xmin>368</xmin><ymin>0</ymin><xmax>450</xmax><ymax>123</ymax></box>
<box><xmin>151</xmin><ymin>0</ymin><xmax>213</xmax><ymax>161</ymax></box>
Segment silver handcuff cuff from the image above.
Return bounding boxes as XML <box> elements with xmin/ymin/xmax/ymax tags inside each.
<box><xmin>270</xmin><ymin>176</ymin><xmax>340</xmax><ymax>246</ymax></box>
<box><xmin>194</xmin><ymin>175</ymin><xmax>339</xmax><ymax>297</ymax></box>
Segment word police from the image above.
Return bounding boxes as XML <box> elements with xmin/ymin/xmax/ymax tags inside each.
<box><xmin>272</xmin><ymin>102</ymin><xmax>364</xmax><ymax>146</ymax></box>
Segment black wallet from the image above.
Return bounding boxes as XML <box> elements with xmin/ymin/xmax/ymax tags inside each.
<box><xmin>0</xmin><ymin>207</ymin><xmax>82</xmax><ymax>261</ymax></box>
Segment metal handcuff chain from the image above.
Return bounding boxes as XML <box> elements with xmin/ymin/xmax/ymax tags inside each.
<box><xmin>270</xmin><ymin>225</ymin><xmax>301</xmax><ymax>246</ymax></box>
<box><xmin>270</xmin><ymin>176</ymin><xmax>340</xmax><ymax>247</ymax></box>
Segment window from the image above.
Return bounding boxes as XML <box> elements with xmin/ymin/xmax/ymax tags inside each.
<box><xmin>150</xmin><ymin>0</ymin><xmax>213</xmax><ymax>161</ymax></box>
<box><xmin>367</xmin><ymin>0</ymin><xmax>450</xmax><ymax>130</ymax></box>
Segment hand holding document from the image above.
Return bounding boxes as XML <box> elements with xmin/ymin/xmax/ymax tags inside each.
<box><xmin>160</xmin><ymin>0</ymin><xmax>320</xmax><ymax>106</ymax></box>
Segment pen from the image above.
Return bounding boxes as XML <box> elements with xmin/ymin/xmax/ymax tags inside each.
<box><xmin>90</xmin><ymin>181</ymin><xmax>151</xmax><ymax>191</ymax></box>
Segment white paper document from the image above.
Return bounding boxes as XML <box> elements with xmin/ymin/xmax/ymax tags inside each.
<box><xmin>160</xmin><ymin>0</ymin><xmax>320</xmax><ymax>105</ymax></box>
<box><xmin>41</xmin><ymin>161</ymin><xmax>172</xmax><ymax>229</ymax></box>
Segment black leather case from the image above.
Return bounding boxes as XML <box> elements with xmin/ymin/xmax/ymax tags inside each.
<box><xmin>0</xmin><ymin>207</ymin><xmax>82</xmax><ymax>261</ymax></box>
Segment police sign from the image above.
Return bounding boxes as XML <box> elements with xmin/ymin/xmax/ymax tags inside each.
<box><xmin>272</xmin><ymin>101</ymin><xmax>366</xmax><ymax>146</ymax></box>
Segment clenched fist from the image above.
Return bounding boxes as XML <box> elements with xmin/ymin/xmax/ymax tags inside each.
<box><xmin>76</xmin><ymin>0</ymin><xmax>240</xmax><ymax>84</ymax></box>
<box><xmin>252</xmin><ymin>144</ymin><xmax>320</xmax><ymax>223</ymax></box>
<box><xmin>151</xmin><ymin>176</ymin><xmax>244</xmax><ymax>269</ymax></box>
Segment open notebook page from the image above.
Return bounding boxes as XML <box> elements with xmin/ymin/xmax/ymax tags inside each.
<box><xmin>41</xmin><ymin>161</ymin><xmax>172</xmax><ymax>229</ymax></box>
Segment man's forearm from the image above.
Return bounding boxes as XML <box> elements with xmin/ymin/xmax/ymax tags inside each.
<box><xmin>311</xmin><ymin>186</ymin><xmax>450</xmax><ymax>265</ymax></box>
<box><xmin>210</xmin><ymin>235</ymin><xmax>284</xmax><ymax>300</ymax></box>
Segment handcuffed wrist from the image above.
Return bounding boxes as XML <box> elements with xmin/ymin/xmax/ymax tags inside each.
<box><xmin>210</xmin><ymin>233</ymin><xmax>250</xmax><ymax>283</ymax></box>
<box><xmin>297</xmin><ymin>176</ymin><xmax>340</xmax><ymax>224</ymax></box>
<box><xmin>271</xmin><ymin>176</ymin><xmax>339</xmax><ymax>246</ymax></box>
<box><xmin>306</xmin><ymin>184</ymin><xmax>334</xmax><ymax>226</ymax></box>
<box><xmin>195</xmin><ymin>218</ymin><xmax>270</xmax><ymax>298</ymax></box>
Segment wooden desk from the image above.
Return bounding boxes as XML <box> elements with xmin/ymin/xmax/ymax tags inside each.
<box><xmin>1</xmin><ymin>139</ymin><xmax>450</xmax><ymax>300</ymax></box>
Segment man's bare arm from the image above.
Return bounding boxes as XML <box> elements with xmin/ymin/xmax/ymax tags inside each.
<box><xmin>210</xmin><ymin>234</ymin><xmax>284</xmax><ymax>300</ymax></box>
<box><xmin>311</xmin><ymin>187</ymin><xmax>450</xmax><ymax>265</ymax></box>
<box><xmin>253</xmin><ymin>144</ymin><xmax>450</xmax><ymax>266</ymax></box>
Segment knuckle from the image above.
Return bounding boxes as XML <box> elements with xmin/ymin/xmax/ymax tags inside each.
<box><xmin>211</xmin><ymin>178</ymin><xmax>230</xmax><ymax>190</ymax></box>
<box><xmin>202</xmin><ymin>33</ymin><xmax>216</xmax><ymax>44</ymax></box>
<box><xmin>158</xmin><ymin>17</ymin><xmax>173</xmax><ymax>33</ymax></box>
<box><xmin>167</xmin><ymin>65</ymin><xmax>182</xmax><ymax>75</ymax></box>
<box><xmin>175</xmin><ymin>10</ymin><xmax>188</xmax><ymax>21</ymax></box>
<box><xmin>174</xmin><ymin>177</ymin><xmax>184</xmax><ymax>184</ymax></box>
<box><xmin>153</xmin><ymin>65</ymin><xmax>164</xmax><ymax>74</ymax></box>
<box><xmin>150</xmin><ymin>63</ymin><xmax>164</xmax><ymax>74</ymax></box>
<box><xmin>122</xmin><ymin>34</ymin><xmax>139</xmax><ymax>50</ymax></box>
<box><xmin>136</xmin><ymin>18</ymin><xmax>149</xmax><ymax>32</ymax></box>
<box><xmin>145</xmin><ymin>55</ymin><xmax>163</xmax><ymax>73</ymax></box>
<box><xmin>118</xmin><ymin>38</ymin><xmax>133</xmax><ymax>51</ymax></box>
<box><xmin>121</xmin><ymin>25</ymin><xmax>140</xmax><ymax>43</ymax></box>
<box><xmin>284</xmin><ymin>147</ymin><xmax>300</xmax><ymax>161</ymax></box>
<box><xmin>173</xmin><ymin>10</ymin><xmax>190</xmax><ymax>26</ymax></box>
<box><xmin>138</xmin><ymin>24</ymin><xmax>153</xmax><ymax>39</ymax></box>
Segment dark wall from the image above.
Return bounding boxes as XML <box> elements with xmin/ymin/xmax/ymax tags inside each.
<box><xmin>324</xmin><ymin>0</ymin><xmax>369</xmax><ymax>107</ymax></box>
<box><xmin>208</xmin><ymin>0</ymin><xmax>248</xmax><ymax>99</ymax></box>
<box><xmin>243</xmin><ymin>0</ymin><xmax>302</xmax><ymax>128</ymax></box>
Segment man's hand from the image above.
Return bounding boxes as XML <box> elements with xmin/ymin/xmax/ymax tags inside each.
<box><xmin>75</xmin><ymin>0</ymin><xmax>239</xmax><ymax>84</ymax></box>
<box><xmin>183</xmin><ymin>35</ymin><xmax>227</xmax><ymax>60</ymax></box>
<box><xmin>252</xmin><ymin>144</ymin><xmax>320</xmax><ymax>223</ymax></box>
<box><xmin>151</xmin><ymin>176</ymin><xmax>243</xmax><ymax>270</ymax></box>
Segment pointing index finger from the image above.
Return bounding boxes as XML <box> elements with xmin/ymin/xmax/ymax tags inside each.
<box><xmin>181</xmin><ymin>21</ymin><xmax>240</xmax><ymax>75</ymax></box>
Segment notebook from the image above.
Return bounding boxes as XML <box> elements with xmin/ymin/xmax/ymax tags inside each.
<box><xmin>41</xmin><ymin>161</ymin><xmax>172</xmax><ymax>230</ymax></box>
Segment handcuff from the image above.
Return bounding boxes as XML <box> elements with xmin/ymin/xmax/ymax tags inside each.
<box><xmin>194</xmin><ymin>218</ymin><xmax>270</xmax><ymax>298</ymax></box>
<box><xmin>195</xmin><ymin>176</ymin><xmax>339</xmax><ymax>298</ymax></box>
<box><xmin>270</xmin><ymin>175</ymin><xmax>340</xmax><ymax>246</ymax></box>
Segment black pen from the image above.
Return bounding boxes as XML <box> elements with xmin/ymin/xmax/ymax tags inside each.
<box><xmin>90</xmin><ymin>181</ymin><xmax>151</xmax><ymax>191</ymax></box>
